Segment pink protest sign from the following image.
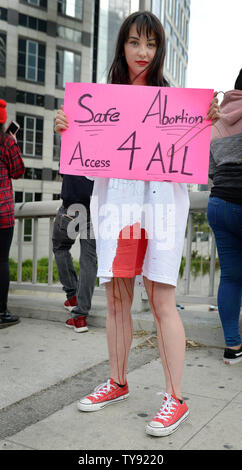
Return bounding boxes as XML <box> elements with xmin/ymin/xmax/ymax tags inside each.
<box><xmin>60</xmin><ymin>83</ymin><xmax>214</xmax><ymax>183</ymax></box>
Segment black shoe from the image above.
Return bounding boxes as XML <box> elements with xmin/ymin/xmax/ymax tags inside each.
<box><xmin>0</xmin><ymin>311</ymin><xmax>20</xmax><ymax>328</ymax></box>
<box><xmin>224</xmin><ymin>345</ymin><xmax>242</xmax><ymax>365</ymax></box>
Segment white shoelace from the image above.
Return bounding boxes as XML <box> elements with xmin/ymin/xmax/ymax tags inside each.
<box><xmin>90</xmin><ymin>379</ymin><xmax>115</xmax><ymax>399</ymax></box>
<box><xmin>155</xmin><ymin>393</ymin><xmax>178</xmax><ymax>422</ymax></box>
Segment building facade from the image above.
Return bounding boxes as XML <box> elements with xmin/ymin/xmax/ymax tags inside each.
<box><xmin>153</xmin><ymin>0</ymin><xmax>190</xmax><ymax>88</ymax></box>
<box><xmin>0</xmin><ymin>0</ymin><xmax>94</xmax><ymax>211</ymax></box>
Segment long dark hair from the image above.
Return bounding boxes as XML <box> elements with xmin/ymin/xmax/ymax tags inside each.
<box><xmin>107</xmin><ymin>11</ymin><xmax>169</xmax><ymax>87</ymax></box>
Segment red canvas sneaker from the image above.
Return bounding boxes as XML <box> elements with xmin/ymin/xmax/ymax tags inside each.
<box><xmin>64</xmin><ymin>295</ymin><xmax>77</xmax><ymax>312</ymax></box>
<box><xmin>77</xmin><ymin>378</ymin><xmax>129</xmax><ymax>412</ymax></box>
<box><xmin>146</xmin><ymin>393</ymin><xmax>189</xmax><ymax>437</ymax></box>
<box><xmin>65</xmin><ymin>315</ymin><xmax>88</xmax><ymax>333</ymax></box>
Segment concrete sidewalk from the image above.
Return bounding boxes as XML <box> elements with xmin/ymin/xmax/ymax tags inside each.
<box><xmin>0</xmin><ymin>293</ymin><xmax>242</xmax><ymax>451</ymax></box>
<box><xmin>7</xmin><ymin>287</ymin><xmax>232</xmax><ymax>347</ymax></box>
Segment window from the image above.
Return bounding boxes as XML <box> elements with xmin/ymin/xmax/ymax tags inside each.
<box><xmin>16</xmin><ymin>113</ymin><xmax>44</xmax><ymax>157</ymax></box>
<box><xmin>53</xmin><ymin>134</ymin><xmax>61</xmax><ymax>161</ymax></box>
<box><xmin>21</xmin><ymin>0</ymin><xmax>47</xmax><ymax>9</ymax></box>
<box><xmin>0</xmin><ymin>32</ymin><xmax>6</xmax><ymax>77</ymax></box>
<box><xmin>168</xmin><ymin>0</ymin><xmax>173</xmax><ymax>17</ymax></box>
<box><xmin>53</xmin><ymin>102</ymin><xmax>63</xmax><ymax>160</ymax></box>
<box><xmin>180</xmin><ymin>9</ymin><xmax>185</xmax><ymax>39</ymax></box>
<box><xmin>23</xmin><ymin>167</ymin><xmax>42</xmax><ymax>179</ymax></box>
<box><xmin>179</xmin><ymin>42</ymin><xmax>184</xmax><ymax>56</ymax></box>
<box><xmin>184</xmin><ymin>66</ymin><xmax>187</xmax><ymax>86</ymax></box>
<box><xmin>16</xmin><ymin>90</ymin><xmax>45</xmax><ymax>107</ymax></box>
<box><xmin>165</xmin><ymin>19</ymin><xmax>172</xmax><ymax>35</ymax></box>
<box><xmin>0</xmin><ymin>7</ymin><xmax>7</xmax><ymax>21</ymax></box>
<box><xmin>57</xmin><ymin>25</ymin><xmax>82</xmax><ymax>42</ymax></box>
<box><xmin>19</xmin><ymin>14</ymin><xmax>47</xmax><ymax>32</ymax></box>
<box><xmin>15</xmin><ymin>191</ymin><xmax>42</xmax><ymax>203</ymax></box>
<box><xmin>27</xmin><ymin>41</ymin><xmax>38</xmax><ymax>81</ymax></box>
<box><xmin>57</xmin><ymin>0</ymin><xmax>83</xmax><ymax>20</ymax></box>
<box><xmin>53</xmin><ymin>117</ymin><xmax>61</xmax><ymax>161</ymax></box>
<box><xmin>175</xmin><ymin>0</ymin><xmax>180</xmax><ymax>29</ymax></box>
<box><xmin>25</xmin><ymin>0</ymin><xmax>47</xmax><ymax>8</ymax></box>
<box><xmin>28</xmin><ymin>0</ymin><xmax>40</xmax><ymax>5</ymax></box>
<box><xmin>172</xmin><ymin>32</ymin><xmax>179</xmax><ymax>46</ymax></box>
<box><xmin>52</xmin><ymin>170</ymin><xmax>62</xmax><ymax>182</ymax></box>
<box><xmin>152</xmin><ymin>0</ymin><xmax>160</xmax><ymax>18</ymax></box>
<box><xmin>0</xmin><ymin>87</ymin><xmax>5</xmax><ymax>99</ymax></box>
<box><xmin>14</xmin><ymin>191</ymin><xmax>42</xmax><ymax>242</ymax></box>
<box><xmin>56</xmin><ymin>48</ymin><xmax>81</xmax><ymax>88</ymax></box>
<box><xmin>18</xmin><ymin>38</ymin><xmax>46</xmax><ymax>83</ymax></box>
<box><xmin>54</xmin><ymin>97</ymin><xmax>64</xmax><ymax>109</ymax></box>
<box><xmin>25</xmin><ymin>117</ymin><xmax>36</xmax><ymax>155</ymax></box>
<box><xmin>185</xmin><ymin>19</ymin><xmax>189</xmax><ymax>47</ymax></box>
<box><xmin>173</xmin><ymin>49</ymin><xmax>177</xmax><ymax>79</ymax></box>
<box><xmin>166</xmin><ymin>39</ymin><xmax>171</xmax><ymax>71</ymax></box>
<box><xmin>178</xmin><ymin>58</ymin><xmax>183</xmax><ymax>86</ymax></box>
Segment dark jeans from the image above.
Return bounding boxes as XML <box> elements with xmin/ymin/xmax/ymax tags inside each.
<box><xmin>207</xmin><ymin>196</ymin><xmax>242</xmax><ymax>346</ymax></box>
<box><xmin>0</xmin><ymin>227</ymin><xmax>14</xmax><ymax>313</ymax></box>
<box><xmin>52</xmin><ymin>204</ymin><xmax>97</xmax><ymax>317</ymax></box>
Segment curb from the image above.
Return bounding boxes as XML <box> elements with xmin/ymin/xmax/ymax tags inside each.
<box><xmin>7</xmin><ymin>293</ymin><xmax>233</xmax><ymax>348</ymax></box>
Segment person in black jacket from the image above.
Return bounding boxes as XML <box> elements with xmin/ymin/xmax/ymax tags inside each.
<box><xmin>52</xmin><ymin>174</ymin><xmax>97</xmax><ymax>332</ymax></box>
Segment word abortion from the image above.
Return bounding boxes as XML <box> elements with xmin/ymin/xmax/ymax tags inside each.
<box><xmin>142</xmin><ymin>90</ymin><xmax>203</xmax><ymax>125</ymax></box>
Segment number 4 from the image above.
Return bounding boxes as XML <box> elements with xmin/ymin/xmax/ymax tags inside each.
<box><xmin>117</xmin><ymin>131</ymin><xmax>141</xmax><ymax>170</ymax></box>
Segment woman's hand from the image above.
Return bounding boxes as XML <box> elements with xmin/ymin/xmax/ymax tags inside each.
<box><xmin>54</xmin><ymin>105</ymin><xmax>69</xmax><ymax>135</ymax></box>
<box><xmin>206</xmin><ymin>91</ymin><xmax>221</xmax><ymax>124</ymax></box>
<box><xmin>9</xmin><ymin>132</ymin><xmax>17</xmax><ymax>143</ymax></box>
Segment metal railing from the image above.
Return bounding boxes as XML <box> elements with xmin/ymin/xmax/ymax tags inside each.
<box><xmin>10</xmin><ymin>192</ymin><xmax>217</xmax><ymax>303</ymax></box>
<box><xmin>182</xmin><ymin>191</ymin><xmax>217</xmax><ymax>298</ymax></box>
<box><xmin>12</xmin><ymin>200</ymin><xmax>60</xmax><ymax>290</ymax></box>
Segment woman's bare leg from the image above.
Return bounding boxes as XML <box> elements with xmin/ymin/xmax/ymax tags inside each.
<box><xmin>105</xmin><ymin>277</ymin><xmax>135</xmax><ymax>385</ymax></box>
<box><xmin>143</xmin><ymin>277</ymin><xmax>185</xmax><ymax>399</ymax></box>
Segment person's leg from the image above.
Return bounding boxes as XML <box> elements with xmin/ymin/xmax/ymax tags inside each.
<box><xmin>143</xmin><ymin>278</ymin><xmax>189</xmax><ymax>437</ymax></box>
<box><xmin>207</xmin><ymin>197</ymin><xmax>242</xmax><ymax>349</ymax></box>
<box><xmin>71</xmin><ymin>213</ymin><xmax>97</xmax><ymax>317</ymax></box>
<box><xmin>143</xmin><ymin>277</ymin><xmax>185</xmax><ymax>399</ymax></box>
<box><xmin>52</xmin><ymin>205</ymin><xmax>77</xmax><ymax>299</ymax></box>
<box><xmin>0</xmin><ymin>227</ymin><xmax>14</xmax><ymax>313</ymax></box>
<box><xmin>99</xmin><ymin>226</ymin><xmax>145</xmax><ymax>384</ymax></box>
<box><xmin>77</xmin><ymin>276</ymin><xmax>134</xmax><ymax>411</ymax></box>
<box><xmin>105</xmin><ymin>277</ymin><xmax>135</xmax><ymax>385</ymax></box>
<box><xmin>0</xmin><ymin>227</ymin><xmax>19</xmax><ymax>328</ymax></box>
<box><xmin>218</xmin><ymin>278</ymin><xmax>242</xmax><ymax>348</ymax></box>
<box><xmin>71</xmin><ymin>238</ymin><xmax>97</xmax><ymax>315</ymax></box>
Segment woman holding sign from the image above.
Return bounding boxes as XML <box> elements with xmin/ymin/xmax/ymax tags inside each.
<box><xmin>55</xmin><ymin>11</ymin><xmax>220</xmax><ymax>437</ymax></box>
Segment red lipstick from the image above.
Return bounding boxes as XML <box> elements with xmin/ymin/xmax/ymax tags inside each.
<box><xmin>136</xmin><ymin>61</ymin><xmax>148</xmax><ymax>66</ymax></box>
